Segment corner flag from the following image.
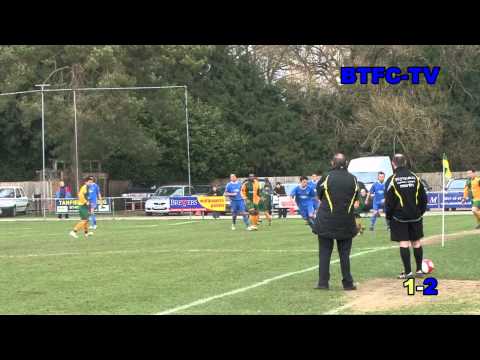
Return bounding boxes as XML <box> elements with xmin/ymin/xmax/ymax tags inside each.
<box><xmin>441</xmin><ymin>154</ymin><xmax>453</xmax><ymax>248</ymax></box>
<box><xmin>443</xmin><ymin>154</ymin><xmax>452</xmax><ymax>180</ymax></box>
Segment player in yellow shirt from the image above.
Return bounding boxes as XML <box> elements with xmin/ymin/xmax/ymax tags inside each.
<box><xmin>462</xmin><ymin>169</ymin><xmax>480</xmax><ymax>229</ymax></box>
<box><xmin>241</xmin><ymin>174</ymin><xmax>261</xmax><ymax>230</ymax></box>
<box><xmin>69</xmin><ymin>177</ymin><xmax>94</xmax><ymax>238</ymax></box>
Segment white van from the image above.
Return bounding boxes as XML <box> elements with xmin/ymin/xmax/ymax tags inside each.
<box><xmin>347</xmin><ymin>156</ymin><xmax>393</xmax><ymax>191</ymax></box>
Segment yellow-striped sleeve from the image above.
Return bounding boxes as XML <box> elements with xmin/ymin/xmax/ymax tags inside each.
<box><xmin>78</xmin><ymin>185</ymin><xmax>88</xmax><ymax>205</ymax></box>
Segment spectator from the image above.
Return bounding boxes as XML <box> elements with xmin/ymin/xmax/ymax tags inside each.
<box><xmin>208</xmin><ymin>185</ymin><xmax>221</xmax><ymax>219</ymax></box>
<box><xmin>56</xmin><ymin>181</ymin><xmax>72</xmax><ymax>219</ymax></box>
<box><xmin>274</xmin><ymin>182</ymin><xmax>287</xmax><ymax>219</ymax></box>
<box><xmin>354</xmin><ymin>188</ymin><xmax>369</xmax><ymax>234</ymax></box>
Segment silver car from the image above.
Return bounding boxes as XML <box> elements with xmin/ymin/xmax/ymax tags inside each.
<box><xmin>0</xmin><ymin>187</ymin><xmax>29</xmax><ymax>216</ymax></box>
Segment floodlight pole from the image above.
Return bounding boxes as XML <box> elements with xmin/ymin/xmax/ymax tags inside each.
<box><xmin>184</xmin><ymin>86</ymin><xmax>192</xmax><ymax>220</ymax></box>
<box><xmin>73</xmin><ymin>90</ymin><xmax>80</xmax><ymax>193</ymax></box>
<box><xmin>35</xmin><ymin>84</ymin><xmax>50</xmax><ymax>218</ymax></box>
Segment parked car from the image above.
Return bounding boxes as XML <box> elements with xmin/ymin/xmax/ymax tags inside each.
<box><xmin>426</xmin><ymin>178</ymin><xmax>470</xmax><ymax>211</ymax></box>
<box><xmin>446</xmin><ymin>178</ymin><xmax>467</xmax><ymax>192</ymax></box>
<box><xmin>144</xmin><ymin>184</ymin><xmax>211</xmax><ymax>216</ymax></box>
<box><xmin>121</xmin><ymin>183</ymin><xmax>157</xmax><ymax>201</ymax></box>
<box><xmin>0</xmin><ymin>186</ymin><xmax>29</xmax><ymax>216</ymax></box>
<box><xmin>444</xmin><ymin>178</ymin><xmax>468</xmax><ymax>211</ymax></box>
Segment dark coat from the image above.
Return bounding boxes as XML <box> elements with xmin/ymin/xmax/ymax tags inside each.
<box><xmin>315</xmin><ymin>167</ymin><xmax>359</xmax><ymax>239</ymax></box>
<box><xmin>385</xmin><ymin>167</ymin><xmax>428</xmax><ymax>221</ymax></box>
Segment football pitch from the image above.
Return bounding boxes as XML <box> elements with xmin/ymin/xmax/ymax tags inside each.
<box><xmin>1</xmin><ymin>215</ymin><xmax>479</xmax><ymax>315</ymax></box>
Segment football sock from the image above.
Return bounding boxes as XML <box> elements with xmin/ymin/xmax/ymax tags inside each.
<box><xmin>242</xmin><ymin>215</ymin><xmax>249</xmax><ymax>226</ymax></box>
<box><xmin>400</xmin><ymin>247</ymin><xmax>412</xmax><ymax>274</ymax></box>
<box><xmin>474</xmin><ymin>211</ymin><xmax>480</xmax><ymax>223</ymax></box>
<box><xmin>307</xmin><ymin>217</ymin><xmax>316</xmax><ymax>232</ymax></box>
<box><xmin>370</xmin><ymin>213</ymin><xmax>378</xmax><ymax>227</ymax></box>
<box><xmin>232</xmin><ymin>215</ymin><xmax>237</xmax><ymax>225</ymax></box>
<box><xmin>413</xmin><ymin>247</ymin><xmax>423</xmax><ymax>271</ymax></box>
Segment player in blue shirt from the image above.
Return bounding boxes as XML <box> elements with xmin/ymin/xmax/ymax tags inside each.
<box><xmin>291</xmin><ymin>176</ymin><xmax>316</xmax><ymax>231</ymax></box>
<box><xmin>308</xmin><ymin>173</ymin><xmax>320</xmax><ymax>213</ymax></box>
<box><xmin>224</xmin><ymin>174</ymin><xmax>251</xmax><ymax>231</ymax></box>
<box><xmin>366</xmin><ymin>171</ymin><xmax>386</xmax><ymax>231</ymax></box>
<box><xmin>87</xmin><ymin>176</ymin><xmax>102</xmax><ymax>230</ymax></box>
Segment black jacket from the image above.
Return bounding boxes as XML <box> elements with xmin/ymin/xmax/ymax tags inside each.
<box><xmin>315</xmin><ymin>167</ymin><xmax>359</xmax><ymax>239</ymax></box>
<box><xmin>274</xmin><ymin>186</ymin><xmax>286</xmax><ymax>196</ymax></box>
<box><xmin>385</xmin><ymin>167</ymin><xmax>428</xmax><ymax>222</ymax></box>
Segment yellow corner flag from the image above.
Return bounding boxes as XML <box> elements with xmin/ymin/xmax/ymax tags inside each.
<box><xmin>443</xmin><ymin>154</ymin><xmax>452</xmax><ymax>180</ymax></box>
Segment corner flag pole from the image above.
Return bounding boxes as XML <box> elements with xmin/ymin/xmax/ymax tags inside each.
<box><xmin>442</xmin><ymin>154</ymin><xmax>446</xmax><ymax>248</ymax></box>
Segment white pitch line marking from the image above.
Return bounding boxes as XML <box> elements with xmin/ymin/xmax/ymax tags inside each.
<box><xmin>0</xmin><ymin>248</ymin><xmax>322</xmax><ymax>259</ymax></box>
<box><xmin>167</xmin><ymin>221</ymin><xmax>198</xmax><ymax>226</ymax></box>
<box><xmin>323</xmin><ymin>303</ymin><xmax>356</xmax><ymax>315</ymax></box>
<box><xmin>155</xmin><ymin>245</ymin><xmax>396</xmax><ymax>315</ymax></box>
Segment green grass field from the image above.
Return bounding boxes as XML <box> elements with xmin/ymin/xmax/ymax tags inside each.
<box><xmin>1</xmin><ymin>214</ymin><xmax>479</xmax><ymax>315</ymax></box>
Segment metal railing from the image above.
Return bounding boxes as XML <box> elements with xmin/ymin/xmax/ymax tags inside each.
<box><xmin>17</xmin><ymin>196</ymin><xmax>147</xmax><ymax>218</ymax></box>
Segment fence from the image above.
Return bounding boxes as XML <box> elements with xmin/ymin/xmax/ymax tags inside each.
<box><xmin>11</xmin><ymin>196</ymin><xmax>149</xmax><ymax>218</ymax></box>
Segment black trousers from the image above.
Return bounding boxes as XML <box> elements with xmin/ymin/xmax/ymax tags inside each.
<box><xmin>278</xmin><ymin>208</ymin><xmax>287</xmax><ymax>218</ymax></box>
<box><xmin>318</xmin><ymin>236</ymin><xmax>354</xmax><ymax>288</ymax></box>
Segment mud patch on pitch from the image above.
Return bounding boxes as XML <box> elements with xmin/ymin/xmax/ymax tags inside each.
<box><xmin>421</xmin><ymin>229</ymin><xmax>480</xmax><ymax>246</ymax></box>
<box><xmin>341</xmin><ymin>278</ymin><xmax>480</xmax><ymax>314</ymax></box>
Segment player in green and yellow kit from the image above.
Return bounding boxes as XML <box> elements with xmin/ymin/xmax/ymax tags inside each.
<box><xmin>463</xmin><ymin>169</ymin><xmax>480</xmax><ymax>229</ymax></box>
<box><xmin>69</xmin><ymin>177</ymin><xmax>94</xmax><ymax>238</ymax></box>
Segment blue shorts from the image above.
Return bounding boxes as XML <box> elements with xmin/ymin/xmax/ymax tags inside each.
<box><xmin>230</xmin><ymin>200</ymin><xmax>246</xmax><ymax>214</ymax></box>
<box><xmin>373</xmin><ymin>201</ymin><xmax>384</xmax><ymax>211</ymax></box>
<box><xmin>299</xmin><ymin>203</ymin><xmax>315</xmax><ymax>219</ymax></box>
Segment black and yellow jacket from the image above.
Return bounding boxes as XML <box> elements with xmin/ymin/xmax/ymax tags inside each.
<box><xmin>385</xmin><ymin>167</ymin><xmax>428</xmax><ymax>222</ymax></box>
<box><xmin>315</xmin><ymin>167</ymin><xmax>359</xmax><ymax>239</ymax></box>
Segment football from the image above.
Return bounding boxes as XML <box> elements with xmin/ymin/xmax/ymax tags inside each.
<box><xmin>422</xmin><ymin>259</ymin><xmax>435</xmax><ymax>274</ymax></box>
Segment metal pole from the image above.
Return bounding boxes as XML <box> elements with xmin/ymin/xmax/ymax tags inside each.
<box><xmin>185</xmin><ymin>86</ymin><xmax>192</xmax><ymax>220</ymax></box>
<box><xmin>442</xmin><ymin>159</ymin><xmax>445</xmax><ymax>248</ymax></box>
<box><xmin>41</xmin><ymin>89</ymin><xmax>46</xmax><ymax>218</ymax></box>
<box><xmin>35</xmin><ymin>84</ymin><xmax>50</xmax><ymax>218</ymax></box>
<box><xmin>73</xmin><ymin>90</ymin><xmax>80</xmax><ymax>193</ymax></box>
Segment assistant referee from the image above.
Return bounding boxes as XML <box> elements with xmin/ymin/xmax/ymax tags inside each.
<box><xmin>385</xmin><ymin>154</ymin><xmax>428</xmax><ymax>279</ymax></box>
